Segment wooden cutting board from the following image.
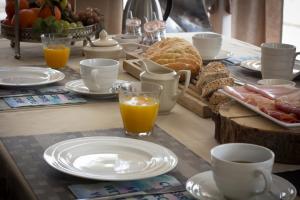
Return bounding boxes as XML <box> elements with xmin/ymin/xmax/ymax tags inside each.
<box><xmin>123</xmin><ymin>59</ymin><xmax>213</xmax><ymax>118</ymax></box>
<box><xmin>213</xmin><ymin>102</ymin><xmax>300</xmax><ymax>164</ymax></box>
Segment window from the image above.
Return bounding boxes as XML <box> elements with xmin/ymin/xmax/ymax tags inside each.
<box><xmin>282</xmin><ymin>0</ymin><xmax>300</xmax><ymax>51</ymax></box>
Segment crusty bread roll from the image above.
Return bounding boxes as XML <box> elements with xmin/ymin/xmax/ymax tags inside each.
<box><xmin>144</xmin><ymin>38</ymin><xmax>202</xmax><ymax>78</ymax></box>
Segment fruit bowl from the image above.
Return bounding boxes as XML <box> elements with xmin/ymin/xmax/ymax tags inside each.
<box><xmin>0</xmin><ymin>22</ymin><xmax>102</xmax><ymax>43</ymax></box>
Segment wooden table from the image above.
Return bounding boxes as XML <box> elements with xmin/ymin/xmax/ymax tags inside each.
<box><xmin>0</xmin><ymin>33</ymin><xmax>299</xmax><ymax>200</ymax></box>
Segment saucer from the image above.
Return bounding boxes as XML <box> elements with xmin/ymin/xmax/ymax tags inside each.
<box><xmin>257</xmin><ymin>79</ymin><xmax>296</xmax><ymax>87</ymax></box>
<box><xmin>65</xmin><ymin>79</ymin><xmax>127</xmax><ymax>97</ymax></box>
<box><xmin>186</xmin><ymin>171</ymin><xmax>297</xmax><ymax>200</ymax></box>
<box><xmin>202</xmin><ymin>50</ymin><xmax>233</xmax><ymax>61</ymax></box>
<box><xmin>240</xmin><ymin>60</ymin><xmax>300</xmax><ymax>79</ymax></box>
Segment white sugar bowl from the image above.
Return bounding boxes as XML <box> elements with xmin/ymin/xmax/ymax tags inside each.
<box><xmin>83</xmin><ymin>30</ymin><xmax>123</xmax><ymax>59</ymax></box>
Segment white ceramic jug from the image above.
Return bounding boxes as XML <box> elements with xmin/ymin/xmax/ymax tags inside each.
<box><xmin>140</xmin><ymin>59</ymin><xmax>191</xmax><ymax>114</ymax></box>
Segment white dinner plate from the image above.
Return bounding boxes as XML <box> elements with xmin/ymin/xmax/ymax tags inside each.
<box><xmin>65</xmin><ymin>79</ymin><xmax>127</xmax><ymax>97</ymax></box>
<box><xmin>186</xmin><ymin>171</ymin><xmax>297</xmax><ymax>200</ymax></box>
<box><xmin>240</xmin><ymin>60</ymin><xmax>300</xmax><ymax>79</ymax></box>
<box><xmin>44</xmin><ymin>136</ymin><xmax>178</xmax><ymax>181</ymax></box>
<box><xmin>219</xmin><ymin>89</ymin><xmax>300</xmax><ymax>128</ymax></box>
<box><xmin>202</xmin><ymin>50</ymin><xmax>233</xmax><ymax>61</ymax></box>
<box><xmin>0</xmin><ymin>66</ymin><xmax>65</xmax><ymax>87</ymax></box>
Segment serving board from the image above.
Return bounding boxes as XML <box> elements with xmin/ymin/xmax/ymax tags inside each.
<box><xmin>213</xmin><ymin>102</ymin><xmax>300</xmax><ymax>164</ymax></box>
<box><xmin>123</xmin><ymin>59</ymin><xmax>213</xmax><ymax>118</ymax></box>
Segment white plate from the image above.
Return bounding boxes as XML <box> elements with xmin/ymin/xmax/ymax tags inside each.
<box><xmin>186</xmin><ymin>171</ymin><xmax>297</xmax><ymax>200</ymax></box>
<box><xmin>220</xmin><ymin>89</ymin><xmax>300</xmax><ymax>128</ymax></box>
<box><xmin>44</xmin><ymin>136</ymin><xmax>178</xmax><ymax>181</ymax></box>
<box><xmin>0</xmin><ymin>66</ymin><xmax>65</xmax><ymax>86</ymax></box>
<box><xmin>240</xmin><ymin>60</ymin><xmax>300</xmax><ymax>79</ymax></box>
<box><xmin>65</xmin><ymin>79</ymin><xmax>127</xmax><ymax>97</ymax></box>
<box><xmin>202</xmin><ymin>50</ymin><xmax>233</xmax><ymax>61</ymax></box>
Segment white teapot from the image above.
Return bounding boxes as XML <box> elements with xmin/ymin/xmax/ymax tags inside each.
<box><xmin>140</xmin><ymin>59</ymin><xmax>191</xmax><ymax>114</ymax></box>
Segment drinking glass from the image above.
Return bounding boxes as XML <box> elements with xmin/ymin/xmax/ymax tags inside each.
<box><xmin>41</xmin><ymin>33</ymin><xmax>72</xmax><ymax>69</ymax></box>
<box><xmin>119</xmin><ymin>82</ymin><xmax>162</xmax><ymax>136</ymax></box>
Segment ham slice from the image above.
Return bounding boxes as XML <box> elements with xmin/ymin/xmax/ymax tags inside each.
<box><xmin>223</xmin><ymin>86</ymin><xmax>246</xmax><ymax>100</ymax></box>
<box><xmin>223</xmin><ymin>85</ymin><xmax>300</xmax><ymax>123</ymax></box>
<box><xmin>244</xmin><ymin>84</ymin><xmax>275</xmax><ymax>100</ymax></box>
<box><xmin>275</xmin><ymin>90</ymin><xmax>300</xmax><ymax>118</ymax></box>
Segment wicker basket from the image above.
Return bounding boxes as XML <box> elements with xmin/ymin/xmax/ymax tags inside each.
<box><xmin>0</xmin><ymin>22</ymin><xmax>102</xmax><ymax>43</ymax></box>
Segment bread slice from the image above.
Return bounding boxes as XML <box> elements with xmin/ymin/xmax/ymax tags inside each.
<box><xmin>209</xmin><ymin>91</ymin><xmax>231</xmax><ymax>105</ymax></box>
<box><xmin>196</xmin><ymin>69</ymin><xmax>229</xmax><ymax>89</ymax></box>
<box><xmin>201</xmin><ymin>77</ymin><xmax>234</xmax><ymax>98</ymax></box>
<box><xmin>201</xmin><ymin>62</ymin><xmax>226</xmax><ymax>73</ymax></box>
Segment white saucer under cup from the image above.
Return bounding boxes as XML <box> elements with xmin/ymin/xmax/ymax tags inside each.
<box><xmin>186</xmin><ymin>171</ymin><xmax>297</xmax><ymax>200</ymax></box>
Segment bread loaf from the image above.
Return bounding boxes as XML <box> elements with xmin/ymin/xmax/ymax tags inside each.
<box><xmin>144</xmin><ymin>37</ymin><xmax>202</xmax><ymax>78</ymax></box>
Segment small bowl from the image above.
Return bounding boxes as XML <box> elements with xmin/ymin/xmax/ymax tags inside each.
<box><xmin>257</xmin><ymin>79</ymin><xmax>296</xmax><ymax>87</ymax></box>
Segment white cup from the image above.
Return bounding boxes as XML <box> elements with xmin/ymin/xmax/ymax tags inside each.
<box><xmin>261</xmin><ymin>43</ymin><xmax>300</xmax><ymax>80</ymax></box>
<box><xmin>80</xmin><ymin>58</ymin><xmax>119</xmax><ymax>92</ymax></box>
<box><xmin>192</xmin><ymin>32</ymin><xmax>222</xmax><ymax>59</ymax></box>
<box><xmin>211</xmin><ymin>143</ymin><xmax>274</xmax><ymax>200</ymax></box>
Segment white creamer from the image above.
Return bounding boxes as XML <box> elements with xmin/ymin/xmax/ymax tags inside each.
<box><xmin>140</xmin><ymin>59</ymin><xmax>191</xmax><ymax>114</ymax></box>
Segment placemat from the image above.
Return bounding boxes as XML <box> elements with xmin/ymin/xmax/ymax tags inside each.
<box><xmin>1</xmin><ymin>126</ymin><xmax>211</xmax><ymax>200</ymax></box>
<box><xmin>0</xmin><ymin>67</ymin><xmax>99</xmax><ymax>111</ymax></box>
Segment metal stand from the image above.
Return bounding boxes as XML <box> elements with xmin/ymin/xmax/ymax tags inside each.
<box><xmin>14</xmin><ymin>0</ymin><xmax>20</xmax><ymax>59</ymax></box>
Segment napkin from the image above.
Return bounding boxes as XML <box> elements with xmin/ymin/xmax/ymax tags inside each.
<box><xmin>68</xmin><ymin>175</ymin><xmax>193</xmax><ymax>199</ymax></box>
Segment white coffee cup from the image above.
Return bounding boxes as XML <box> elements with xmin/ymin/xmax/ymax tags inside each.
<box><xmin>192</xmin><ymin>32</ymin><xmax>222</xmax><ymax>59</ymax></box>
<box><xmin>211</xmin><ymin>143</ymin><xmax>274</xmax><ymax>200</ymax></box>
<box><xmin>80</xmin><ymin>58</ymin><xmax>119</xmax><ymax>92</ymax></box>
<box><xmin>261</xmin><ymin>43</ymin><xmax>300</xmax><ymax>80</ymax></box>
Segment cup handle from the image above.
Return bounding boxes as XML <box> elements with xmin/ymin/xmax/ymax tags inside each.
<box><xmin>255</xmin><ymin>169</ymin><xmax>272</xmax><ymax>195</ymax></box>
<box><xmin>295</xmin><ymin>52</ymin><xmax>300</xmax><ymax>60</ymax></box>
<box><xmin>177</xmin><ymin>70</ymin><xmax>191</xmax><ymax>97</ymax></box>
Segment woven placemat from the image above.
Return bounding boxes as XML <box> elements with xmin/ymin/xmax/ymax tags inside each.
<box><xmin>1</xmin><ymin>126</ymin><xmax>211</xmax><ymax>200</ymax></box>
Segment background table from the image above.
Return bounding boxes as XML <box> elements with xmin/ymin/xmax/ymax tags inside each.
<box><xmin>0</xmin><ymin>33</ymin><xmax>299</xmax><ymax>200</ymax></box>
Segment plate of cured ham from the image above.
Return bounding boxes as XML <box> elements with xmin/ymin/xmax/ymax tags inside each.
<box><xmin>220</xmin><ymin>84</ymin><xmax>300</xmax><ymax>128</ymax></box>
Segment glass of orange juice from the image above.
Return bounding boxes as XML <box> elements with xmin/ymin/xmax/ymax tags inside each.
<box><xmin>41</xmin><ymin>33</ymin><xmax>72</xmax><ymax>69</ymax></box>
<box><xmin>119</xmin><ymin>82</ymin><xmax>162</xmax><ymax>136</ymax></box>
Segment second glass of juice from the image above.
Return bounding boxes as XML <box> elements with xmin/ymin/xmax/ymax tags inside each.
<box><xmin>119</xmin><ymin>82</ymin><xmax>162</xmax><ymax>136</ymax></box>
<box><xmin>41</xmin><ymin>33</ymin><xmax>72</xmax><ymax>69</ymax></box>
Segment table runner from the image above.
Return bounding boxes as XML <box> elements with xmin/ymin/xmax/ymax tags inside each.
<box><xmin>1</xmin><ymin>126</ymin><xmax>211</xmax><ymax>200</ymax></box>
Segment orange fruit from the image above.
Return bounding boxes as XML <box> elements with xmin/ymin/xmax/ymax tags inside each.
<box><xmin>5</xmin><ymin>0</ymin><xmax>14</xmax><ymax>19</ymax></box>
<box><xmin>12</xmin><ymin>8</ymin><xmax>38</xmax><ymax>29</ymax></box>
<box><xmin>39</xmin><ymin>5</ymin><xmax>61</xmax><ymax>20</ymax></box>
<box><xmin>5</xmin><ymin>0</ymin><xmax>29</xmax><ymax>19</ymax></box>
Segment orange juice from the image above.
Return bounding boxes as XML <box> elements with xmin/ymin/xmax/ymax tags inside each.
<box><xmin>120</xmin><ymin>96</ymin><xmax>159</xmax><ymax>134</ymax></box>
<box><xmin>43</xmin><ymin>45</ymin><xmax>70</xmax><ymax>68</ymax></box>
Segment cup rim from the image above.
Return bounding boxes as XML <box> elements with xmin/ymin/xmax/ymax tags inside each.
<box><xmin>261</xmin><ymin>43</ymin><xmax>296</xmax><ymax>50</ymax></box>
<box><xmin>192</xmin><ymin>32</ymin><xmax>222</xmax><ymax>39</ymax></box>
<box><xmin>119</xmin><ymin>81</ymin><xmax>163</xmax><ymax>95</ymax></box>
<box><xmin>211</xmin><ymin>143</ymin><xmax>275</xmax><ymax>165</ymax></box>
<box><xmin>80</xmin><ymin>58</ymin><xmax>119</xmax><ymax>68</ymax></box>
